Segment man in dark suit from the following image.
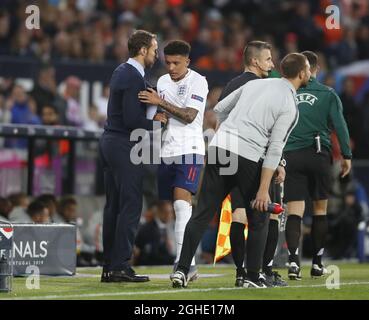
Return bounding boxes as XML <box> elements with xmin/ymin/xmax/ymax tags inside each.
<box><xmin>99</xmin><ymin>30</ymin><xmax>167</xmax><ymax>283</ymax></box>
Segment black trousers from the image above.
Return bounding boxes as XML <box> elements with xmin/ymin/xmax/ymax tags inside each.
<box><xmin>99</xmin><ymin>131</ymin><xmax>144</xmax><ymax>271</ymax></box>
<box><xmin>178</xmin><ymin>147</ymin><xmax>270</xmax><ymax>274</ymax></box>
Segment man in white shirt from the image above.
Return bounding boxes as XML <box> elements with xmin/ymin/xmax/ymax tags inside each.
<box><xmin>138</xmin><ymin>40</ymin><xmax>209</xmax><ymax>281</ymax></box>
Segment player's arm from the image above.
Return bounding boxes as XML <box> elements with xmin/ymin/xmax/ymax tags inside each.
<box><xmin>138</xmin><ymin>88</ymin><xmax>198</xmax><ymax>124</ymax></box>
<box><xmin>158</xmin><ymin>98</ymin><xmax>199</xmax><ymax>124</ymax></box>
<box><xmin>214</xmin><ymin>86</ymin><xmax>243</xmax><ymax>124</ymax></box>
<box><xmin>329</xmin><ymin>91</ymin><xmax>352</xmax><ymax>177</ymax></box>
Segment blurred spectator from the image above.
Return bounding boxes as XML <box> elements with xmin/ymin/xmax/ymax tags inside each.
<box><xmin>41</xmin><ymin>104</ymin><xmax>60</xmax><ymax>126</ymax></box>
<box><xmin>52</xmin><ymin>31</ymin><xmax>71</xmax><ymax>60</ymax></box>
<box><xmin>27</xmin><ymin>199</ymin><xmax>50</xmax><ymax>224</ymax></box>
<box><xmin>12</xmin><ymin>26</ymin><xmax>34</xmax><ymax>58</ymax></box>
<box><xmin>289</xmin><ymin>1</ymin><xmax>324</xmax><ymax>52</ymax></box>
<box><xmin>54</xmin><ymin>195</ymin><xmax>78</xmax><ymax>223</ymax></box>
<box><xmin>94</xmin><ymin>83</ymin><xmax>109</xmax><ymax>124</ymax></box>
<box><xmin>0</xmin><ymin>197</ymin><xmax>12</xmax><ymax>222</ymax></box>
<box><xmin>7</xmin><ymin>192</ymin><xmax>32</xmax><ymax>223</ymax></box>
<box><xmin>5</xmin><ymin>85</ymin><xmax>41</xmax><ymax>148</ymax></box>
<box><xmin>0</xmin><ymin>9</ymin><xmax>11</xmax><ymax>55</ymax></box>
<box><xmin>332</xmin><ymin>28</ymin><xmax>358</xmax><ymax>66</ymax></box>
<box><xmin>339</xmin><ymin>77</ymin><xmax>360</xmax><ymax>152</ymax></box>
<box><xmin>323</xmin><ymin>72</ymin><xmax>336</xmax><ymax>88</ymax></box>
<box><xmin>357</xmin><ymin>24</ymin><xmax>369</xmax><ymax>60</ymax></box>
<box><xmin>29</xmin><ymin>64</ymin><xmax>67</xmax><ymax>124</ymax></box>
<box><xmin>0</xmin><ymin>93</ymin><xmax>11</xmax><ymax>124</ymax></box>
<box><xmin>9</xmin><ymin>85</ymin><xmax>41</xmax><ymax>125</ymax></box>
<box><xmin>35</xmin><ymin>194</ymin><xmax>58</xmax><ymax>222</ymax></box>
<box><xmin>63</xmin><ymin>76</ymin><xmax>84</xmax><ymax>127</ymax></box>
<box><xmin>134</xmin><ymin>201</ymin><xmax>176</xmax><ymax>266</ymax></box>
<box><xmin>327</xmin><ymin>189</ymin><xmax>364</xmax><ymax>259</ymax></box>
<box><xmin>356</xmin><ymin>91</ymin><xmax>369</xmax><ymax>159</ymax></box>
<box><xmin>84</xmin><ymin>105</ymin><xmax>100</xmax><ymax>131</ymax></box>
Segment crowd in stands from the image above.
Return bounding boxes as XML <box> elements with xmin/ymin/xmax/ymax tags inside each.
<box><xmin>1</xmin><ymin>0</ymin><xmax>369</xmax><ymax>157</ymax></box>
<box><xmin>1</xmin><ymin>0</ymin><xmax>369</xmax><ymax>68</ymax></box>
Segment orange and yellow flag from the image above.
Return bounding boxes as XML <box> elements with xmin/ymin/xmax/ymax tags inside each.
<box><xmin>214</xmin><ymin>194</ymin><xmax>248</xmax><ymax>264</ymax></box>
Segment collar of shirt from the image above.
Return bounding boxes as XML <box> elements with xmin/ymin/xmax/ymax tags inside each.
<box><xmin>281</xmin><ymin>77</ymin><xmax>297</xmax><ymax>95</ymax></box>
<box><xmin>127</xmin><ymin>58</ymin><xmax>145</xmax><ymax>78</ymax></box>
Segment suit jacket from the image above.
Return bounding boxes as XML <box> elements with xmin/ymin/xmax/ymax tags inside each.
<box><xmin>104</xmin><ymin>63</ymin><xmax>155</xmax><ymax>137</ymax></box>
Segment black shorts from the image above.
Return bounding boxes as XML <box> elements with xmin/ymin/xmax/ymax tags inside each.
<box><xmin>284</xmin><ymin>146</ymin><xmax>332</xmax><ymax>202</ymax></box>
<box><xmin>230</xmin><ymin>180</ymin><xmax>283</xmax><ymax>210</ymax></box>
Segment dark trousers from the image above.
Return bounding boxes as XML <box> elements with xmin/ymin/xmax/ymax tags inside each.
<box><xmin>178</xmin><ymin>147</ymin><xmax>270</xmax><ymax>274</ymax></box>
<box><xmin>99</xmin><ymin>132</ymin><xmax>144</xmax><ymax>271</ymax></box>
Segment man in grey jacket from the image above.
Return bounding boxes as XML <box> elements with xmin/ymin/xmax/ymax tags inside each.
<box><xmin>171</xmin><ymin>53</ymin><xmax>311</xmax><ymax>288</ymax></box>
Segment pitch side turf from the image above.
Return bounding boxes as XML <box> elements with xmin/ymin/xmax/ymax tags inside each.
<box><xmin>1</xmin><ymin>262</ymin><xmax>369</xmax><ymax>300</ymax></box>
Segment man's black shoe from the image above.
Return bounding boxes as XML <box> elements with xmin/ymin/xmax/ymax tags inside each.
<box><xmin>109</xmin><ymin>267</ymin><xmax>150</xmax><ymax>283</ymax></box>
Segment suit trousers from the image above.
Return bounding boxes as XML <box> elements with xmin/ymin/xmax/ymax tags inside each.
<box><xmin>99</xmin><ymin>131</ymin><xmax>144</xmax><ymax>271</ymax></box>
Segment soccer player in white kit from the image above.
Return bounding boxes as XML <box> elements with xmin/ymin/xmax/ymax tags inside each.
<box><xmin>138</xmin><ymin>40</ymin><xmax>209</xmax><ymax>280</ymax></box>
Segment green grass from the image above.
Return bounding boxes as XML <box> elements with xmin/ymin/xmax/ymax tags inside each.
<box><xmin>1</xmin><ymin>263</ymin><xmax>369</xmax><ymax>300</ymax></box>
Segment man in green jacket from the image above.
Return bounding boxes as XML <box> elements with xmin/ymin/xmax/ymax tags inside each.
<box><xmin>284</xmin><ymin>51</ymin><xmax>352</xmax><ymax>280</ymax></box>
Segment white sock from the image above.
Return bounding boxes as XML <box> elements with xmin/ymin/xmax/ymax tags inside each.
<box><xmin>173</xmin><ymin>200</ymin><xmax>196</xmax><ymax>266</ymax></box>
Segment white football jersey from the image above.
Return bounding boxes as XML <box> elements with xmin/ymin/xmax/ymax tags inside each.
<box><xmin>157</xmin><ymin>69</ymin><xmax>209</xmax><ymax>157</ymax></box>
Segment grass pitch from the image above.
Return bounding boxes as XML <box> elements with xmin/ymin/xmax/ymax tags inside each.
<box><xmin>1</xmin><ymin>262</ymin><xmax>369</xmax><ymax>300</ymax></box>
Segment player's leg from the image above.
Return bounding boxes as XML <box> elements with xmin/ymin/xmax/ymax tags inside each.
<box><xmin>284</xmin><ymin>149</ymin><xmax>309</xmax><ymax>280</ymax></box>
<box><xmin>311</xmin><ymin>200</ymin><xmax>328</xmax><ymax>277</ymax></box>
<box><xmin>262</xmin><ymin>214</ymin><xmax>288</xmax><ymax>286</ymax></box>
<box><xmin>173</xmin><ymin>148</ymin><xmax>234</xmax><ymax>287</ymax></box>
<box><xmin>262</xmin><ymin>182</ymin><xmax>287</xmax><ymax>286</ymax></box>
<box><xmin>309</xmin><ymin>148</ymin><xmax>331</xmax><ymax>277</ymax></box>
<box><xmin>173</xmin><ymin>187</ymin><xmax>198</xmax><ymax>280</ymax></box>
<box><xmin>172</xmin><ymin>154</ymin><xmax>204</xmax><ymax>281</ymax></box>
<box><xmin>229</xmin><ymin>188</ymin><xmax>247</xmax><ymax>286</ymax></box>
<box><xmin>235</xmin><ymin>157</ymin><xmax>270</xmax><ymax>288</ymax></box>
<box><xmin>285</xmin><ymin>201</ymin><xmax>304</xmax><ymax>280</ymax></box>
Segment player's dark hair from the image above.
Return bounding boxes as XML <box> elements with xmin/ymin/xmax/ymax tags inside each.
<box><xmin>301</xmin><ymin>51</ymin><xmax>318</xmax><ymax>70</ymax></box>
<box><xmin>164</xmin><ymin>40</ymin><xmax>191</xmax><ymax>57</ymax></box>
<box><xmin>280</xmin><ymin>53</ymin><xmax>308</xmax><ymax>78</ymax></box>
<box><xmin>128</xmin><ymin>30</ymin><xmax>156</xmax><ymax>58</ymax></box>
<box><xmin>243</xmin><ymin>41</ymin><xmax>272</xmax><ymax>66</ymax></box>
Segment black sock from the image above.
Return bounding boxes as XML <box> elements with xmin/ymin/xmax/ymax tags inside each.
<box><xmin>246</xmin><ymin>211</ymin><xmax>270</xmax><ymax>280</ymax></box>
<box><xmin>311</xmin><ymin>215</ymin><xmax>327</xmax><ymax>266</ymax></box>
<box><xmin>262</xmin><ymin>219</ymin><xmax>279</xmax><ymax>276</ymax></box>
<box><xmin>230</xmin><ymin>222</ymin><xmax>246</xmax><ymax>270</ymax></box>
<box><xmin>285</xmin><ymin>214</ymin><xmax>302</xmax><ymax>265</ymax></box>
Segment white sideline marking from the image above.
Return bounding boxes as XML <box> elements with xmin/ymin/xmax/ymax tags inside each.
<box><xmin>2</xmin><ymin>281</ymin><xmax>369</xmax><ymax>300</ymax></box>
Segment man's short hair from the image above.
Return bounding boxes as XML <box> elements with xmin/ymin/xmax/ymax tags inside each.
<box><xmin>243</xmin><ymin>41</ymin><xmax>272</xmax><ymax>66</ymax></box>
<box><xmin>27</xmin><ymin>200</ymin><xmax>47</xmax><ymax>218</ymax></box>
<box><xmin>128</xmin><ymin>30</ymin><xmax>156</xmax><ymax>58</ymax></box>
<box><xmin>301</xmin><ymin>51</ymin><xmax>318</xmax><ymax>70</ymax></box>
<box><xmin>280</xmin><ymin>53</ymin><xmax>308</xmax><ymax>78</ymax></box>
<box><xmin>164</xmin><ymin>40</ymin><xmax>191</xmax><ymax>57</ymax></box>
<box><xmin>36</xmin><ymin>194</ymin><xmax>58</xmax><ymax>207</ymax></box>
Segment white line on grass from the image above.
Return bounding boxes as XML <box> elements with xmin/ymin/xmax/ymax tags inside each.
<box><xmin>2</xmin><ymin>281</ymin><xmax>369</xmax><ymax>300</ymax></box>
